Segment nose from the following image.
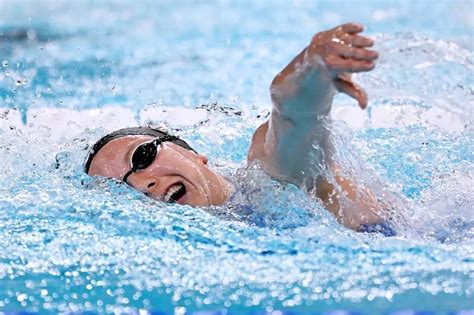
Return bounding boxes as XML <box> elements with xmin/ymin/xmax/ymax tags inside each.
<box><xmin>126</xmin><ymin>174</ymin><xmax>159</xmax><ymax>195</ymax></box>
<box><xmin>145</xmin><ymin>180</ymin><xmax>157</xmax><ymax>192</ymax></box>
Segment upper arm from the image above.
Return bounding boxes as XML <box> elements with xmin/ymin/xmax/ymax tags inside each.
<box><xmin>247</xmin><ymin>117</ymin><xmax>390</xmax><ymax>230</ymax></box>
<box><xmin>247</xmin><ymin>119</ymin><xmax>297</xmax><ymax>183</ymax></box>
<box><xmin>247</xmin><ymin>112</ymin><xmax>332</xmax><ymax>187</ymax></box>
<box><xmin>247</xmin><ymin>121</ymin><xmax>270</xmax><ymax>167</ymax></box>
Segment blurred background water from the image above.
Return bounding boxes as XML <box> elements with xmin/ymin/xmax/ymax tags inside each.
<box><xmin>0</xmin><ymin>0</ymin><xmax>473</xmax><ymax>313</ymax></box>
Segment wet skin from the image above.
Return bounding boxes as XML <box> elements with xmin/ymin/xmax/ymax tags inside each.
<box><xmin>248</xmin><ymin>23</ymin><xmax>386</xmax><ymax>229</ymax></box>
<box><xmin>88</xmin><ymin>135</ymin><xmax>233</xmax><ymax>207</ymax></box>
<box><xmin>89</xmin><ymin>23</ymin><xmax>389</xmax><ymax>230</ymax></box>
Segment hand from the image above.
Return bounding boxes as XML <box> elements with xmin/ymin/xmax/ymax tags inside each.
<box><xmin>306</xmin><ymin>23</ymin><xmax>378</xmax><ymax>108</ymax></box>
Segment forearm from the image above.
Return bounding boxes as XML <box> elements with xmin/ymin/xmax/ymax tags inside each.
<box><xmin>260</xmin><ymin>46</ymin><xmax>337</xmax><ymax>182</ymax></box>
<box><xmin>270</xmin><ymin>47</ymin><xmax>336</xmax><ymax>123</ymax></box>
<box><xmin>249</xmin><ymin>22</ymin><xmax>379</xmax><ymax>200</ymax></box>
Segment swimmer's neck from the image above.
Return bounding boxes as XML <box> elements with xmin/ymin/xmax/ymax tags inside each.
<box><xmin>210</xmin><ymin>173</ymin><xmax>235</xmax><ymax>206</ymax></box>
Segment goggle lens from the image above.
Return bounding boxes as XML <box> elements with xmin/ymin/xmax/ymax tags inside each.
<box><xmin>123</xmin><ymin>135</ymin><xmax>189</xmax><ymax>183</ymax></box>
<box><xmin>131</xmin><ymin>140</ymin><xmax>159</xmax><ymax>171</ymax></box>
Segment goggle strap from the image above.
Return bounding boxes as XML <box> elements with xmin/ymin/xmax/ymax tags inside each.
<box><xmin>123</xmin><ymin>169</ymin><xmax>134</xmax><ymax>183</ymax></box>
<box><xmin>84</xmin><ymin>127</ymin><xmax>196</xmax><ymax>174</ymax></box>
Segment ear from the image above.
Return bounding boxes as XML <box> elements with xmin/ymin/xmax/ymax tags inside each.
<box><xmin>197</xmin><ymin>154</ymin><xmax>208</xmax><ymax>165</ymax></box>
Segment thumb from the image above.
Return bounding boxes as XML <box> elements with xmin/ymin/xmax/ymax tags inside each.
<box><xmin>334</xmin><ymin>77</ymin><xmax>368</xmax><ymax>109</ymax></box>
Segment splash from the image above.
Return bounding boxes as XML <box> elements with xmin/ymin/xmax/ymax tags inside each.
<box><xmin>0</xmin><ymin>4</ymin><xmax>473</xmax><ymax>312</ymax></box>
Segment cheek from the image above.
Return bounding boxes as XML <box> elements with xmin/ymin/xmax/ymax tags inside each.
<box><xmin>101</xmin><ymin>160</ymin><xmax>128</xmax><ymax>179</ymax></box>
<box><xmin>149</xmin><ymin>154</ymin><xmax>195</xmax><ymax>175</ymax></box>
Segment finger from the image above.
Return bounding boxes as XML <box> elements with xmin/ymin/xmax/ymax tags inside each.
<box><xmin>338</xmin><ymin>33</ymin><xmax>354</xmax><ymax>45</ymax></box>
<box><xmin>351</xmin><ymin>34</ymin><xmax>374</xmax><ymax>47</ymax></box>
<box><xmin>326</xmin><ymin>55</ymin><xmax>375</xmax><ymax>73</ymax></box>
<box><xmin>337</xmin><ymin>34</ymin><xmax>374</xmax><ymax>48</ymax></box>
<box><xmin>329</xmin><ymin>42</ymin><xmax>378</xmax><ymax>61</ymax></box>
<box><xmin>334</xmin><ymin>77</ymin><xmax>368</xmax><ymax>109</ymax></box>
<box><xmin>338</xmin><ymin>73</ymin><xmax>352</xmax><ymax>81</ymax></box>
<box><xmin>343</xmin><ymin>47</ymin><xmax>378</xmax><ymax>61</ymax></box>
<box><xmin>341</xmin><ymin>23</ymin><xmax>364</xmax><ymax>34</ymax></box>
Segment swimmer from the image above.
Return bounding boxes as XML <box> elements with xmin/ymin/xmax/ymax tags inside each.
<box><xmin>84</xmin><ymin>23</ymin><xmax>393</xmax><ymax>234</ymax></box>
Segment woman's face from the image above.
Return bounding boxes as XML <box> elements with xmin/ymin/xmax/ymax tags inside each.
<box><xmin>87</xmin><ymin>135</ymin><xmax>233</xmax><ymax>207</ymax></box>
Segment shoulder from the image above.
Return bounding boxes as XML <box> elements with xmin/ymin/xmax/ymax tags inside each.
<box><xmin>247</xmin><ymin>120</ymin><xmax>269</xmax><ymax>164</ymax></box>
<box><xmin>246</xmin><ymin>121</ymin><xmax>285</xmax><ymax>181</ymax></box>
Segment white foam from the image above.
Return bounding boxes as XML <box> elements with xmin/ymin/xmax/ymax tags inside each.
<box><xmin>0</xmin><ymin>106</ymin><xmax>210</xmax><ymax>141</ymax></box>
<box><xmin>0</xmin><ymin>108</ymin><xmax>22</xmax><ymax>130</ymax></box>
<box><xmin>139</xmin><ymin>106</ymin><xmax>208</xmax><ymax>126</ymax></box>
<box><xmin>332</xmin><ymin>106</ymin><xmax>366</xmax><ymax>129</ymax></box>
<box><xmin>333</xmin><ymin>104</ymin><xmax>467</xmax><ymax>132</ymax></box>
<box><xmin>0</xmin><ymin>104</ymin><xmax>467</xmax><ymax>141</ymax></box>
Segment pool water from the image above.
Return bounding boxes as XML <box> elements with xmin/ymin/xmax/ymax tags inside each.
<box><xmin>0</xmin><ymin>0</ymin><xmax>473</xmax><ymax>313</ymax></box>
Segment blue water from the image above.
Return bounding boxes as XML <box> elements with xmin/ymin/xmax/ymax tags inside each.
<box><xmin>0</xmin><ymin>0</ymin><xmax>473</xmax><ymax>313</ymax></box>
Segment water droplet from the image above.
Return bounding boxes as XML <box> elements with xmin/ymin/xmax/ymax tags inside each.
<box><xmin>15</xmin><ymin>79</ymin><xmax>27</xmax><ymax>86</ymax></box>
<box><xmin>27</xmin><ymin>29</ymin><xmax>36</xmax><ymax>41</ymax></box>
<box><xmin>2</xmin><ymin>60</ymin><xmax>8</xmax><ymax>67</ymax></box>
<box><xmin>17</xmin><ymin>294</ymin><xmax>27</xmax><ymax>302</ymax></box>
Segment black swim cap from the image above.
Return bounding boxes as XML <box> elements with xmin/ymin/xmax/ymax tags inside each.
<box><xmin>83</xmin><ymin>127</ymin><xmax>196</xmax><ymax>174</ymax></box>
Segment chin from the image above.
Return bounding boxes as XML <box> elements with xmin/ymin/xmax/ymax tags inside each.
<box><xmin>180</xmin><ymin>196</ymin><xmax>210</xmax><ymax>207</ymax></box>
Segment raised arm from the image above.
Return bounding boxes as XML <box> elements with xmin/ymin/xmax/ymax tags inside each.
<box><xmin>271</xmin><ymin>23</ymin><xmax>377</xmax><ymax>112</ymax></box>
<box><xmin>248</xmin><ymin>24</ymin><xmax>387</xmax><ymax>229</ymax></box>
<box><xmin>249</xmin><ymin>23</ymin><xmax>377</xmax><ymax>181</ymax></box>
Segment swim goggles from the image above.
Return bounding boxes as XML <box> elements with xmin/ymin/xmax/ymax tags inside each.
<box><xmin>84</xmin><ymin>127</ymin><xmax>196</xmax><ymax>176</ymax></box>
<box><xmin>123</xmin><ymin>135</ymin><xmax>192</xmax><ymax>183</ymax></box>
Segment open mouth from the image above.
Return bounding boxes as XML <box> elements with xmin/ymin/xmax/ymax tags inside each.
<box><xmin>163</xmin><ymin>182</ymin><xmax>187</xmax><ymax>203</ymax></box>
